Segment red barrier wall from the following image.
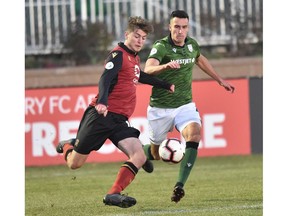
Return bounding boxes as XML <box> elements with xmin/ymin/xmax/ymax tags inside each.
<box><xmin>25</xmin><ymin>79</ymin><xmax>250</xmax><ymax>166</ymax></box>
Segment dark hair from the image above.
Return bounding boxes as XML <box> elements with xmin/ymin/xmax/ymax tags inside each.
<box><xmin>170</xmin><ymin>10</ymin><xmax>189</xmax><ymax>20</ymax></box>
<box><xmin>127</xmin><ymin>16</ymin><xmax>154</xmax><ymax>34</ymax></box>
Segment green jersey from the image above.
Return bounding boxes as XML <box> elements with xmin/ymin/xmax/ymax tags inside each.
<box><xmin>147</xmin><ymin>35</ymin><xmax>200</xmax><ymax>108</ymax></box>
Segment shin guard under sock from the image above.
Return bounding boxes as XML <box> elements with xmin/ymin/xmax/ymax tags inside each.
<box><xmin>108</xmin><ymin>161</ymin><xmax>138</xmax><ymax>194</ymax></box>
<box><xmin>176</xmin><ymin>141</ymin><xmax>199</xmax><ymax>186</ymax></box>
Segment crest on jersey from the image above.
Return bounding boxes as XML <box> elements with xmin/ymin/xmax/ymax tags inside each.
<box><xmin>172</xmin><ymin>48</ymin><xmax>177</xmax><ymax>53</ymax></box>
<box><xmin>74</xmin><ymin>139</ymin><xmax>79</xmax><ymax>147</ymax></box>
<box><xmin>188</xmin><ymin>44</ymin><xmax>193</xmax><ymax>52</ymax></box>
<box><xmin>150</xmin><ymin>48</ymin><xmax>157</xmax><ymax>56</ymax></box>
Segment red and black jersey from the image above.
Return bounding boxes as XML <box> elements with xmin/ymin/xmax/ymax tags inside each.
<box><xmin>90</xmin><ymin>42</ymin><xmax>171</xmax><ymax>119</ymax></box>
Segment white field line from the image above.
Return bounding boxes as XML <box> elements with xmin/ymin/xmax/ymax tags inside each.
<box><xmin>104</xmin><ymin>204</ymin><xmax>262</xmax><ymax>216</ymax></box>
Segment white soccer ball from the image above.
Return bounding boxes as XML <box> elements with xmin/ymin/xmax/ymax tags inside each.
<box><xmin>159</xmin><ymin>138</ymin><xmax>185</xmax><ymax>164</ymax></box>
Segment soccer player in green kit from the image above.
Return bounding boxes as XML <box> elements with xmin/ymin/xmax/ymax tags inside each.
<box><xmin>143</xmin><ymin>10</ymin><xmax>235</xmax><ymax>203</ymax></box>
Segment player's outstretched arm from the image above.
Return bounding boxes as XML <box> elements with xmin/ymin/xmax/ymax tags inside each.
<box><xmin>196</xmin><ymin>54</ymin><xmax>235</xmax><ymax>93</ymax></box>
<box><xmin>139</xmin><ymin>71</ymin><xmax>175</xmax><ymax>93</ymax></box>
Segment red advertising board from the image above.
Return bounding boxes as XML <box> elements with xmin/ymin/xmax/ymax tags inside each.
<box><xmin>25</xmin><ymin>79</ymin><xmax>250</xmax><ymax>166</ymax></box>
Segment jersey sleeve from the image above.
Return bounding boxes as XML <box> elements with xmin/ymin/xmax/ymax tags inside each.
<box><xmin>97</xmin><ymin>51</ymin><xmax>123</xmax><ymax>106</ymax></box>
<box><xmin>139</xmin><ymin>71</ymin><xmax>172</xmax><ymax>90</ymax></box>
<box><xmin>193</xmin><ymin>39</ymin><xmax>201</xmax><ymax>58</ymax></box>
<box><xmin>147</xmin><ymin>41</ymin><xmax>167</xmax><ymax>63</ymax></box>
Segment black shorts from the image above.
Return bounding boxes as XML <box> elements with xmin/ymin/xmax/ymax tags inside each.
<box><xmin>74</xmin><ymin>106</ymin><xmax>140</xmax><ymax>154</ymax></box>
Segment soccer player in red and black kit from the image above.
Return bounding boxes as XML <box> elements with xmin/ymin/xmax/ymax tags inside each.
<box><xmin>55</xmin><ymin>16</ymin><xmax>174</xmax><ymax>208</ymax></box>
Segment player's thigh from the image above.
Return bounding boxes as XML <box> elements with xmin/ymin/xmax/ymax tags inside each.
<box><xmin>174</xmin><ymin>103</ymin><xmax>202</xmax><ymax>133</ymax></box>
<box><xmin>109</xmin><ymin>122</ymin><xmax>140</xmax><ymax>147</ymax></box>
<box><xmin>75</xmin><ymin>107</ymin><xmax>114</xmax><ymax>154</ymax></box>
<box><xmin>118</xmin><ymin>137</ymin><xmax>144</xmax><ymax>157</ymax></box>
<box><xmin>147</xmin><ymin>106</ymin><xmax>174</xmax><ymax>144</ymax></box>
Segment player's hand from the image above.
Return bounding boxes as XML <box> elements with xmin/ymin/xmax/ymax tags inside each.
<box><xmin>169</xmin><ymin>84</ymin><xmax>175</xmax><ymax>93</ymax></box>
<box><xmin>165</xmin><ymin>60</ymin><xmax>180</xmax><ymax>69</ymax></box>
<box><xmin>95</xmin><ymin>104</ymin><xmax>108</xmax><ymax>117</ymax></box>
<box><xmin>219</xmin><ymin>80</ymin><xmax>235</xmax><ymax>93</ymax></box>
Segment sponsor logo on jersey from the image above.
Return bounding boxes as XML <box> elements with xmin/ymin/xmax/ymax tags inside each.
<box><xmin>133</xmin><ymin>65</ymin><xmax>140</xmax><ymax>85</ymax></box>
<box><xmin>172</xmin><ymin>48</ymin><xmax>177</xmax><ymax>53</ymax></box>
<box><xmin>175</xmin><ymin>58</ymin><xmax>194</xmax><ymax>65</ymax></box>
<box><xmin>105</xmin><ymin>61</ymin><xmax>114</xmax><ymax>70</ymax></box>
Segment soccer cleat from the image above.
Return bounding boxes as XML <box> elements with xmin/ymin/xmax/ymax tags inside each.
<box><xmin>103</xmin><ymin>193</ymin><xmax>136</xmax><ymax>208</ymax></box>
<box><xmin>56</xmin><ymin>138</ymin><xmax>76</xmax><ymax>153</ymax></box>
<box><xmin>171</xmin><ymin>186</ymin><xmax>185</xmax><ymax>203</ymax></box>
<box><xmin>142</xmin><ymin>159</ymin><xmax>154</xmax><ymax>173</ymax></box>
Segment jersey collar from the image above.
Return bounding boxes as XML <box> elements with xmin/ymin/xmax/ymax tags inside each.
<box><xmin>168</xmin><ymin>34</ymin><xmax>188</xmax><ymax>48</ymax></box>
<box><xmin>118</xmin><ymin>42</ymin><xmax>138</xmax><ymax>56</ymax></box>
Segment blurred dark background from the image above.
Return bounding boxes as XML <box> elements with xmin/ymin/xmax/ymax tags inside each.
<box><xmin>25</xmin><ymin>0</ymin><xmax>262</xmax><ymax>69</ymax></box>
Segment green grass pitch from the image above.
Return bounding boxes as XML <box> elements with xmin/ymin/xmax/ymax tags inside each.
<box><xmin>25</xmin><ymin>154</ymin><xmax>262</xmax><ymax>216</ymax></box>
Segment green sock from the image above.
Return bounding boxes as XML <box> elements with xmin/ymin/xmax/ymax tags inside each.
<box><xmin>177</xmin><ymin>145</ymin><xmax>198</xmax><ymax>186</ymax></box>
<box><xmin>143</xmin><ymin>144</ymin><xmax>154</xmax><ymax>160</ymax></box>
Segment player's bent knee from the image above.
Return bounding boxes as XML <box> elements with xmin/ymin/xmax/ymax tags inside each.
<box><xmin>137</xmin><ymin>152</ymin><xmax>147</xmax><ymax>164</ymax></box>
<box><xmin>68</xmin><ymin>163</ymin><xmax>82</xmax><ymax>170</ymax></box>
<box><xmin>130</xmin><ymin>153</ymin><xmax>146</xmax><ymax>169</ymax></box>
<box><xmin>67</xmin><ymin>160</ymin><xmax>84</xmax><ymax>170</ymax></box>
